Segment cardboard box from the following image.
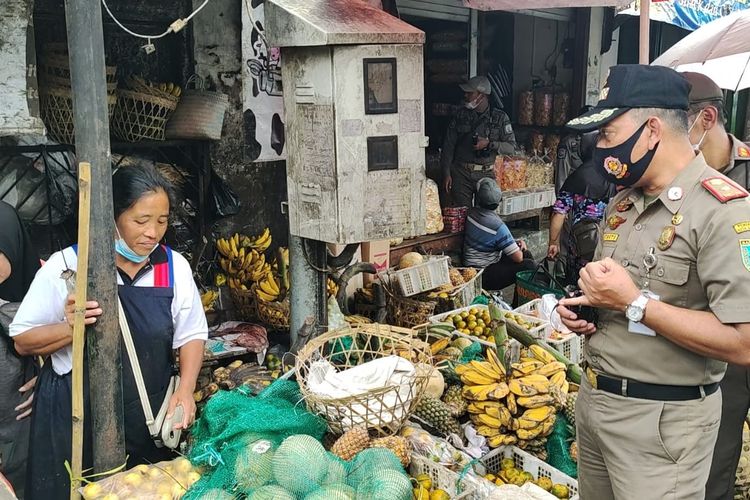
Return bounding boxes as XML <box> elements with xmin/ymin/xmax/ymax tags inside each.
<box><xmin>361</xmin><ymin>240</ymin><xmax>390</xmax><ymax>285</ymax></box>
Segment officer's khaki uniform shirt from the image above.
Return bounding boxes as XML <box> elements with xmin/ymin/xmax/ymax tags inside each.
<box><xmin>588</xmin><ymin>153</ymin><xmax>750</xmax><ymax>386</ymax></box>
<box><xmin>721</xmin><ymin>134</ymin><xmax>750</xmax><ymax>189</ymax></box>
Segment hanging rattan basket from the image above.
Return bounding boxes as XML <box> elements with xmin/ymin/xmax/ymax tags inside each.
<box><xmin>165</xmin><ymin>75</ymin><xmax>228</xmax><ymax>141</ymax></box>
<box><xmin>111</xmin><ymin>89</ymin><xmax>178</xmax><ymax>142</ymax></box>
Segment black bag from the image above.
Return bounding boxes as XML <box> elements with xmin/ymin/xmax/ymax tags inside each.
<box><xmin>572</xmin><ymin>219</ymin><xmax>600</xmax><ymax>263</ymax></box>
<box><xmin>211</xmin><ymin>171</ymin><xmax>240</xmax><ymax>218</ymax></box>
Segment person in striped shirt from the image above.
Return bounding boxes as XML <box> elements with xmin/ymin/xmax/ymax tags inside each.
<box><xmin>463</xmin><ymin>178</ymin><xmax>535</xmax><ymax>290</ymax></box>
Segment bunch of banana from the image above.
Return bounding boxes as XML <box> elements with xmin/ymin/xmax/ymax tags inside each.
<box><xmin>246</xmin><ymin>227</ymin><xmax>272</xmax><ymax>252</ymax></box>
<box><xmin>327</xmin><ymin>278</ymin><xmax>339</xmax><ymax>297</ymax></box>
<box><xmin>200</xmin><ymin>289</ymin><xmax>219</xmax><ymax>312</ymax></box>
<box><xmin>255</xmin><ymin>273</ymin><xmax>281</xmax><ymax>302</ymax></box>
<box><xmin>126</xmin><ymin>75</ymin><xmax>182</xmax><ymax>98</ymax></box>
<box><xmin>458</xmin><ymin>345</ymin><xmax>568</xmax><ymax>448</ymax></box>
<box><xmin>217</xmin><ymin>233</ymin><xmax>275</xmax><ymax>291</ymax></box>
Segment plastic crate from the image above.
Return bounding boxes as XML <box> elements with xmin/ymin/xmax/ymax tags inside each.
<box><xmin>546</xmin><ymin>327</ymin><xmax>584</xmax><ymax>364</ymax></box>
<box><xmin>512</xmin><ymin>298</ymin><xmax>543</xmax><ymax>318</ymax></box>
<box><xmin>499</xmin><ymin>310</ymin><xmax>548</xmax><ymax>339</ymax></box>
<box><xmin>410</xmin><ymin>454</ymin><xmax>476</xmax><ymax>499</ymax></box>
<box><xmin>478</xmin><ymin>446</ymin><xmax>579</xmax><ymax>500</ymax></box>
<box><xmin>527</xmin><ymin>186</ymin><xmax>556</xmax><ymax>211</ymax></box>
<box><xmin>379</xmin><ymin>256</ymin><xmax>451</xmax><ymax>297</ymax></box>
<box><xmin>497</xmin><ymin>190</ymin><xmax>530</xmax><ymax>215</ymax></box>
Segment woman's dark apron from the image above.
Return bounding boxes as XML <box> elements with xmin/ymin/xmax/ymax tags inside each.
<box><xmin>25</xmin><ymin>246</ymin><xmax>177</xmax><ymax>499</ymax></box>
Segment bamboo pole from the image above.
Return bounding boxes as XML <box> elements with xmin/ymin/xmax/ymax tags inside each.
<box><xmin>639</xmin><ymin>0</ymin><xmax>651</xmax><ymax>64</ymax></box>
<box><xmin>70</xmin><ymin>162</ymin><xmax>92</xmax><ymax>499</ymax></box>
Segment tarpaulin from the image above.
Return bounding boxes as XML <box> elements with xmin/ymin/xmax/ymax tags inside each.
<box><xmin>619</xmin><ymin>0</ymin><xmax>750</xmax><ymax>31</ymax></box>
<box><xmin>464</xmin><ymin>0</ymin><xmax>631</xmax><ymax>9</ymax></box>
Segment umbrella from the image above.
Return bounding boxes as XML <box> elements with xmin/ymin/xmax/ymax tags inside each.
<box><xmin>652</xmin><ymin>9</ymin><xmax>750</xmax><ymax>91</ymax></box>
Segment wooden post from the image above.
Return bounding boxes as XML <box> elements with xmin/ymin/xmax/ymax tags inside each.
<box><xmin>70</xmin><ymin>162</ymin><xmax>91</xmax><ymax>500</ymax></box>
<box><xmin>64</xmin><ymin>0</ymin><xmax>125</xmax><ymax>474</ymax></box>
<box><xmin>639</xmin><ymin>0</ymin><xmax>651</xmax><ymax>64</ymax></box>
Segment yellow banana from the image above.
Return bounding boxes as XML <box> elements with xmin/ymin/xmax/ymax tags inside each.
<box><xmin>487</xmin><ymin>434</ymin><xmax>517</xmax><ymax>448</ymax></box>
<box><xmin>460</xmin><ymin>371</ymin><xmax>498</xmax><ymax>386</ymax></box>
<box><xmin>506</xmin><ymin>393</ymin><xmax>518</xmax><ymax>415</ymax></box>
<box><xmin>230</xmin><ymin>236</ymin><xmax>239</xmax><ymax>258</ymax></box>
<box><xmin>469</xmin><ymin>360</ymin><xmax>503</xmax><ymax>381</ymax></box>
<box><xmin>475</xmin><ymin>425</ymin><xmax>503</xmax><ymax>438</ymax></box>
<box><xmin>485</xmin><ymin>348</ymin><xmax>506</xmax><ymax>377</ymax></box>
<box><xmin>511</xmin><ymin>361</ymin><xmax>545</xmax><ymax>377</ymax></box>
<box><xmin>462</xmin><ymin>384</ymin><xmax>496</xmax><ymax>401</ymax></box>
<box><xmin>255</xmin><ymin>288</ymin><xmax>277</xmax><ymax>302</ymax></box>
<box><xmin>467</xmin><ymin>401</ymin><xmax>500</xmax><ymax>414</ymax></box>
<box><xmin>431</xmin><ymin>338</ymin><xmax>450</xmax><ymax>355</ymax></box>
<box><xmin>516</xmin><ymin>426</ymin><xmax>544</xmax><ymax>441</ymax></box>
<box><xmin>550</xmin><ymin>371</ymin><xmax>567</xmax><ymax>389</ymax></box>
<box><xmin>475</xmin><ymin>413</ymin><xmax>502</xmax><ymax>427</ymax></box>
<box><xmin>516</xmin><ymin>394</ymin><xmax>556</xmax><ymax>409</ymax></box>
<box><xmin>259</xmin><ymin>278</ymin><xmax>279</xmax><ymax>298</ymax></box>
<box><xmin>530</xmin><ymin>345</ymin><xmax>557</xmax><ymax>364</ymax></box>
<box><xmin>508</xmin><ymin>375</ymin><xmax>550</xmax><ymax>397</ymax></box>
<box><xmin>488</xmin><ymin>382</ymin><xmax>509</xmax><ymax>400</ymax></box>
<box><xmin>518</xmin><ymin>406</ymin><xmax>555</xmax><ymax>428</ymax></box>
<box><xmin>534</xmin><ymin>361</ymin><xmax>567</xmax><ymax>378</ymax></box>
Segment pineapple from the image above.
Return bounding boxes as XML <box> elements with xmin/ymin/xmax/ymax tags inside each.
<box><xmin>460</xmin><ymin>268</ymin><xmax>478</xmax><ymax>282</ymax></box>
<box><xmin>414</xmin><ymin>396</ymin><xmax>462</xmax><ymax>436</ymax></box>
<box><xmin>371</xmin><ymin>436</ymin><xmax>411</xmax><ymax>468</ymax></box>
<box><xmin>449</xmin><ymin>268</ymin><xmax>465</xmax><ymax>287</ymax></box>
<box><xmin>331</xmin><ymin>426</ymin><xmax>370</xmax><ymax>461</ymax></box>
<box><xmin>564</xmin><ymin>392</ymin><xmax>577</xmax><ymax>426</ymax></box>
<box><xmin>524</xmin><ymin>438</ymin><xmax>548</xmax><ymax>462</ymax></box>
<box><xmin>442</xmin><ymin>385</ymin><xmax>468</xmax><ymax>418</ymax></box>
<box><xmin>569</xmin><ymin>441</ymin><xmax>578</xmax><ymax>463</ymax></box>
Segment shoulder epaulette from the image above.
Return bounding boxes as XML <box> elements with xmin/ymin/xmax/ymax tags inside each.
<box><xmin>702</xmin><ymin>176</ymin><xmax>749</xmax><ymax>203</ymax></box>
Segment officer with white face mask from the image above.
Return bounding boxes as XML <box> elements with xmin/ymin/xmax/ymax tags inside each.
<box><xmin>681</xmin><ymin>72</ymin><xmax>750</xmax><ymax>500</ymax></box>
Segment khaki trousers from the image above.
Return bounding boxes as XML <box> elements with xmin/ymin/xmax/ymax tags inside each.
<box><xmin>576</xmin><ymin>377</ymin><xmax>721</xmax><ymax>500</ymax></box>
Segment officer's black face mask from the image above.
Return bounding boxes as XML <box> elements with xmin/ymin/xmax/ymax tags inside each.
<box><xmin>593</xmin><ymin>121</ymin><xmax>660</xmax><ymax>187</ymax></box>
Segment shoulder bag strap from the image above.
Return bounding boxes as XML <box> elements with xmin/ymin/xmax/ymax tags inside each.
<box><xmin>117</xmin><ymin>298</ymin><xmax>159</xmax><ymax>435</ymax></box>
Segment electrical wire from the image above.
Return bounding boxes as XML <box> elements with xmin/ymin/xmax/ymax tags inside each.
<box><xmin>100</xmin><ymin>0</ymin><xmax>210</xmax><ymax>40</ymax></box>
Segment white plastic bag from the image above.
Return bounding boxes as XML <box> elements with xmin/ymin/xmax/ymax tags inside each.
<box><xmin>541</xmin><ymin>294</ymin><xmax>571</xmax><ymax>334</ymax></box>
<box><xmin>425</xmin><ymin>179</ymin><xmax>444</xmax><ymax>235</ymax></box>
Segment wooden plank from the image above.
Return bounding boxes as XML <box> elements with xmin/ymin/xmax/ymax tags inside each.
<box><xmin>390</xmin><ymin>231</ymin><xmax>463</xmax><ymax>263</ymax></box>
<box><xmin>70</xmin><ymin>162</ymin><xmax>91</xmax><ymax>500</ymax></box>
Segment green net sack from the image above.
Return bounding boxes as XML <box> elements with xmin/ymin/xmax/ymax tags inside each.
<box><xmin>184</xmin><ymin>380</ymin><xmax>328</xmax><ymax>498</ymax></box>
<box><xmin>546</xmin><ymin>413</ymin><xmax>578</xmax><ymax>479</ymax></box>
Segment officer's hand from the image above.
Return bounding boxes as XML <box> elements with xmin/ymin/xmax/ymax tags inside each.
<box><xmin>547</xmin><ymin>244</ymin><xmax>559</xmax><ymax>259</ymax></box>
<box><xmin>577</xmin><ymin>258</ymin><xmax>640</xmax><ymax>312</ymax></box>
<box><xmin>443</xmin><ymin>175</ymin><xmax>453</xmax><ymax>193</ymax></box>
<box><xmin>474</xmin><ymin>137</ymin><xmax>490</xmax><ymax>150</ymax></box>
<box><xmin>556</xmin><ymin>299</ymin><xmax>597</xmax><ymax>336</ymax></box>
<box><xmin>15</xmin><ymin>376</ymin><xmax>36</xmax><ymax>420</ymax></box>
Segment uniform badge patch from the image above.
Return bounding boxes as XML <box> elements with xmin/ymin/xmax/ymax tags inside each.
<box><xmin>658</xmin><ymin>226</ymin><xmax>676</xmax><ymax>251</ymax></box>
<box><xmin>616</xmin><ymin>199</ymin><xmax>634</xmax><ymax>212</ymax></box>
<box><xmin>739</xmin><ymin>147</ymin><xmax>750</xmax><ymax>158</ymax></box>
<box><xmin>702</xmin><ymin>177</ymin><xmax>749</xmax><ymax>203</ymax></box>
<box><xmin>603</xmin><ymin>233</ymin><xmax>619</xmax><ymax>242</ymax></box>
<box><xmin>671</xmin><ymin>214</ymin><xmax>683</xmax><ymax>226</ymax></box>
<box><xmin>505</xmin><ymin>123</ymin><xmax>513</xmax><ymax>134</ymax></box>
<box><xmin>734</xmin><ymin>222</ymin><xmax>750</xmax><ymax>234</ymax></box>
<box><xmin>607</xmin><ymin>215</ymin><xmax>626</xmax><ymax>230</ymax></box>
<box><xmin>740</xmin><ymin>239</ymin><xmax>750</xmax><ymax>272</ymax></box>
<box><xmin>604</xmin><ymin>156</ymin><xmax>628</xmax><ymax>179</ymax></box>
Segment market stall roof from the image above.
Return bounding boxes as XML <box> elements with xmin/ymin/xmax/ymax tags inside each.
<box><xmin>265</xmin><ymin>0</ymin><xmax>425</xmax><ymax>48</ymax></box>
<box><xmin>463</xmin><ymin>0</ymin><xmax>630</xmax><ymax>9</ymax></box>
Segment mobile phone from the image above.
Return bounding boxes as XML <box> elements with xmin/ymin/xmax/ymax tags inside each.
<box><xmin>565</xmin><ymin>288</ymin><xmax>598</xmax><ymax>325</ymax></box>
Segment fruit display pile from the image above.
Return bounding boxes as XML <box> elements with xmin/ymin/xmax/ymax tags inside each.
<box><xmin>80</xmin><ymin>457</ymin><xmax>200</xmax><ymax>499</ymax></box>
<box><xmin>441</xmin><ymin>306</ymin><xmax>493</xmax><ymax>340</ymax></box>
<box><xmin>484</xmin><ymin>456</ymin><xmax>571</xmax><ymax>498</ymax></box>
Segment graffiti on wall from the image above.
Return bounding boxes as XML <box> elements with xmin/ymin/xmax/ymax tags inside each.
<box><xmin>241</xmin><ymin>0</ymin><xmax>285</xmax><ymax>162</ymax></box>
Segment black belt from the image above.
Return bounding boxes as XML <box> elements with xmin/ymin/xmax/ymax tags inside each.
<box><xmin>586</xmin><ymin>367</ymin><xmax>719</xmax><ymax>401</ymax></box>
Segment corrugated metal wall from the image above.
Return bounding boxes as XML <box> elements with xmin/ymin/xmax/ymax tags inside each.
<box><xmin>397</xmin><ymin>0</ymin><xmax>470</xmax><ymax>22</ymax></box>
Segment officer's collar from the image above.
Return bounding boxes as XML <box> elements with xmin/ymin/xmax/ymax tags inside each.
<box><xmin>631</xmin><ymin>154</ymin><xmax>708</xmax><ymax>215</ymax></box>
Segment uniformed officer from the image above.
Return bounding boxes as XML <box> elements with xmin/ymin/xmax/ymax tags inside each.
<box><xmin>682</xmin><ymin>71</ymin><xmax>750</xmax><ymax>500</ymax></box>
<box><xmin>441</xmin><ymin>75</ymin><xmax>517</xmax><ymax>207</ymax></box>
<box><xmin>557</xmin><ymin>64</ymin><xmax>750</xmax><ymax>500</ymax></box>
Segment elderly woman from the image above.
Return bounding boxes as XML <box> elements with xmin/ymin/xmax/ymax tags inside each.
<box><xmin>11</xmin><ymin>164</ymin><xmax>207</xmax><ymax>499</ymax></box>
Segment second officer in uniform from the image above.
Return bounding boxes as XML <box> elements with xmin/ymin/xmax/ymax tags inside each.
<box><xmin>441</xmin><ymin>75</ymin><xmax>517</xmax><ymax>207</ymax></box>
<box><xmin>558</xmin><ymin>64</ymin><xmax>750</xmax><ymax>499</ymax></box>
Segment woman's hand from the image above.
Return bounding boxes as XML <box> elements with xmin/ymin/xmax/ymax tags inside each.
<box><xmin>166</xmin><ymin>387</ymin><xmax>196</xmax><ymax>430</ymax></box>
<box><xmin>15</xmin><ymin>376</ymin><xmax>37</xmax><ymax>420</ymax></box>
<box><xmin>547</xmin><ymin>244</ymin><xmax>559</xmax><ymax>259</ymax></box>
<box><xmin>64</xmin><ymin>294</ymin><xmax>102</xmax><ymax>328</ymax></box>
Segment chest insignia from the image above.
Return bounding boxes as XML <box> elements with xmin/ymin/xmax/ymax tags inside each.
<box><xmin>607</xmin><ymin>215</ymin><xmax>627</xmax><ymax>230</ymax></box>
<box><xmin>658</xmin><ymin>226</ymin><xmax>676</xmax><ymax>251</ymax></box>
<box><xmin>603</xmin><ymin>233</ymin><xmax>619</xmax><ymax>242</ymax></box>
<box><xmin>671</xmin><ymin>214</ymin><xmax>683</xmax><ymax>226</ymax></box>
<box><xmin>616</xmin><ymin>199</ymin><xmax>633</xmax><ymax>212</ymax></box>
<box><xmin>740</xmin><ymin>240</ymin><xmax>750</xmax><ymax>272</ymax></box>
<box><xmin>702</xmin><ymin>177</ymin><xmax>749</xmax><ymax>203</ymax></box>
<box><xmin>738</xmin><ymin>147</ymin><xmax>750</xmax><ymax>158</ymax></box>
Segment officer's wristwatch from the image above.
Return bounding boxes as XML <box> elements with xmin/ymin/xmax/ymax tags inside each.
<box><xmin>625</xmin><ymin>294</ymin><xmax>649</xmax><ymax>322</ymax></box>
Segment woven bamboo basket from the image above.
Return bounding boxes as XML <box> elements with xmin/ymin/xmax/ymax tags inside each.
<box><xmin>387</xmin><ymin>293</ymin><xmax>437</xmax><ymax>328</ymax></box>
<box><xmin>254</xmin><ymin>285</ymin><xmax>290</xmax><ymax>331</ymax></box>
<box><xmin>111</xmin><ymin>89</ymin><xmax>178</xmax><ymax>142</ymax></box>
<box><xmin>39</xmin><ymin>86</ymin><xmax>116</xmax><ymax>145</ymax></box>
<box><xmin>39</xmin><ymin>54</ymin><xmax>117</xmax><ymax>84</ymax></box>
<box><xmin>165</xmin><ymin>75</ymin><xmax>228</xmax><ymax>141</ymax></box>
<box><xmin>228</xmin><ymin>286</ymin><xmax>256</xmax><ymax>322</ymax></box>
<box><xmin>296</xmin><ymin>323</ymin><xmax>432</xmax><ymax>436</ymax></box>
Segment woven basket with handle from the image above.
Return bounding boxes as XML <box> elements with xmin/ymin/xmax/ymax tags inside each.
<box><xmin>165</xmin><ymin>75</ymin><xmax>228</xmax><ymax>141</ymax></box>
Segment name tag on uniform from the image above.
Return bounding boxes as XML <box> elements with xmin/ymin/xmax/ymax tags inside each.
<box><xmin>603</xmin><ymin>233</ymin><xmax>619</xmax><ymax>242</ymax></box>
<box><xmin>628</xmin><ymin>291</ymin><xmax>659</xmax><ymax>336</ymax></box>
